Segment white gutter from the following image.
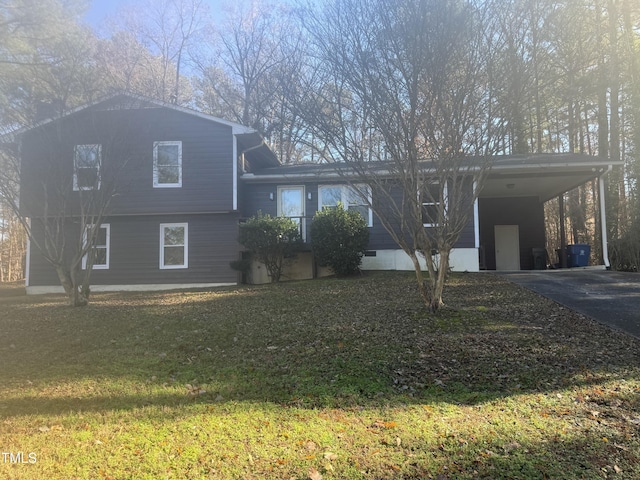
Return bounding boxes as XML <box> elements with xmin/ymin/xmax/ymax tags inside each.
<box><xmin>599</xmin><ymin>165</ymin><xmax>613</xmax><ymax>269</ymax></box>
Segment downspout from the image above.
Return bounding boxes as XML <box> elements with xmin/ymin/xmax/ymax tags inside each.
<box><xmin>599</xmin><ymin>165</ymin><xmax>613</xmax><ymax>269</ymax></box>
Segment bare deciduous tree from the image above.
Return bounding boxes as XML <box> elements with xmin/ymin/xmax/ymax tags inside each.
<box><xmin>298</xmin><ymin>0</ymin><xmax>506</xmax><ymax>311</ymax></box>
<box><xmin>0</xmin><ymin>114</ymin><xmax>138</xmax><ymax>306</ymax></box>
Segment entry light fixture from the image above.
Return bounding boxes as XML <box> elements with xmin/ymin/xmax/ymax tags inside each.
<box><xmin>269</xmin><ymin>192</ymin><xmax>274</xmax><ymax>201</ymax></box>
<box><xmin>307</xmin><ymin>192</ymin><xmax>312</xmax><ymax>200</ymax></box>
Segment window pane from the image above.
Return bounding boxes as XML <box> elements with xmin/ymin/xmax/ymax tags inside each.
<box><xmin>280</xmin><ymin>189</ymin><xmax>303</xmax><ymax>217</ymax></box>
<box><xmin>157</xmin><ymin>165</ymin><xmax>180</xmax><ymax>184</ymax></box>
<box><xmin>347</xmin><ymin>205</ymin><xmax>369</xmax><ymax>221</ymax></box>
<box><xmin>95</xmin><ymin>226</ymin><xmax>107</xmax><ymax>246</ymax></box>
<box><xmin>346</xmin><ymin>187</ymin><xmax>364</xmax><ymax>206</ymax></box>
<box><xmin>164</xmin><ymin>226</ymin><xmax>184</xmax><ymax>246</ymax></box>
<box><xmin>320</xmin><ymin>187</ymin><xmax>342</xmax><ymax>207</ymax></box>
<box><xmin>92</xmin><ymin>247</ymin><xmax>107</xmax><ymax>266</ymax></box>
<box><xmin>76</xmin><ymin>145</ymin><xmax>100</xmax><ymax>167</ymax></box>
<box><xmin>157</xmin><ymin>145</ymin><xmax>180</xmax><ymax>166</ymax></box>
<box><xmin>76</xmin><ymin>168</ymin><xmax>99</xmax><ymax>188</ymax></box>
<box><xmin>164</xmin><ymin>246</ymin><xmax>185</xmax><ymax>265</ymax></box>
<box><xmin>422</xmin><ymin>204</ymin><xmax>438</xmax><ymax>225</ymax></box>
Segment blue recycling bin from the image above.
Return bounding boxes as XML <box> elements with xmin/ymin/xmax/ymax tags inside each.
<box><xmin>566</xmin><ymin>244</ymin><xmax>590</xmax><ymax>267</ymax></box>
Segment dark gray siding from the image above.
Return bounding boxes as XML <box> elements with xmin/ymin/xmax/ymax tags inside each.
<box><xmin>28</xmin><ymin>213</ymin><xmax>240</xmax><ymax>287</ymax></box>
<box><xmin>478</xmin><ymin>196</ymin><xmax>545</xmax><ymax>270</ymax></box>
<box><xmin>241</xmin><ymin>179</ymin><xmax>476</xmax><ymax>250</ymax></box>
<box><xmin>20</xmin><ymin>106</ymin><xmax>235</xmax><ymax>217</ymax></box>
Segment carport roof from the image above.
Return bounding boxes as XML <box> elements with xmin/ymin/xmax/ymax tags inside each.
<box><xmin>481</xmin><ymin>153</ymin><xmax>621</xmax><ymax>202</ymax></box>
<box><xmin>244</xmin><ymin>153</ymin><xmax>620</xmax><ymax>202</ymax></box>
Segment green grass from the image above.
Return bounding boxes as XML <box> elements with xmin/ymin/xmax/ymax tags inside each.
<box><xmin>1</xmin><ymin>272</ymin><xmax>639</xmax><ymax>479</ymax></box>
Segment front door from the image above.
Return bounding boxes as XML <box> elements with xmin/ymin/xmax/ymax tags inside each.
<box><xmin>278</xmin><ymin>186</ymin><xmax>305</xmax><ymax>240</ymax></box>
<box><xmin>495</xmin><ymin>225</ymin><xmax>520</xmax><ymax>270</ymax></box>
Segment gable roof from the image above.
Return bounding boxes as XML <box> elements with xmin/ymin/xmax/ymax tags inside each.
<box><xmin>5</xmin><ymin>92</ymin><xmax>280</xmax><ymax>168</ymax></box>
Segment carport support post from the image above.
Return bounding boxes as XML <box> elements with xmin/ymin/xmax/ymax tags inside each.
<box><xmin>599</xmin><ymin>174</ymin><xmax>611</xmax><ymax>269</ymax></box>
<box><xmin>559</xmin><ymin>194</ymin><xmax>568</xmax><ymax>268</ymax></box>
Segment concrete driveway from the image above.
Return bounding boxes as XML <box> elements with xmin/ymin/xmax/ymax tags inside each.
<box><xmin>498</xmin><ymin>269</ymin><xmax>640</xmax><ymax>338</ymax></box>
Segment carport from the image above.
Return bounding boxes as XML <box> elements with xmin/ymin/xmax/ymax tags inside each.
<box><xmin>477</xmin><ymin>154</ymin><xmax>623</xmax><ymax>271</ymax></box>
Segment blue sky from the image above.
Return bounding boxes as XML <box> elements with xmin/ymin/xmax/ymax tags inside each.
<box><xmin>83</xmin><ymin>0</ymin><xmax>228</xmax><ymax>28</ymax></box>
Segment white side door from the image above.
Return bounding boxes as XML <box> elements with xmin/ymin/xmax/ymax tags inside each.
<box><xmin>495</xmin><ymin>224</ymin><xmax>520</xmax><ymax>270</ymax></box>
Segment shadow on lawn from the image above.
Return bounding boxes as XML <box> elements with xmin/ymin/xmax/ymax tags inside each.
<box><xmin>1</xmin><ymin>272</ymin><xmax>639</xmax><ymax>417</ymax></box>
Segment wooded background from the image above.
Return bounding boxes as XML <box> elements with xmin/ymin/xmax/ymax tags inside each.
<box><xmin>2</xmin><ymin>0</ymin><xmax>639</xmax><ymax>281</ymax></box>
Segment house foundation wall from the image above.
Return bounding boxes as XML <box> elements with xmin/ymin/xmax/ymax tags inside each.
<box><xmin>248</xmin><ymin>247</ymin><xmax>480</xmax><ymax>284</ymax></box>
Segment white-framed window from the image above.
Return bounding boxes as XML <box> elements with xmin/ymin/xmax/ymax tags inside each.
<box><xmin>420</xmin><ymin>181</ymin><xmax>448</xmax><ymax>227</ymax></box>
<box><xmin>73</xmin><ymin>144</ymin><xmax>101</xmax><ymax>191</ymax></box>
<box><xmin>277</xmin><ymin>186</ymin><xmax>306</xmax><ymax>240</ymax></box>
<box><xmin>82</xmin><ymin>224</ymin><xmax>110</xmax><ymax>270</ymax></box>
<box><xmin>318</xmin><ymin>184</ymin><xmax>373</xmax><ymax>227</ymax></box>
<box><xmin>160</xmin><ymin>223</ymin><xmax>188</xmax><ymax>269</ymax></box>
<box><xmin>153</xmin><ymin>141</ymin><xmax>182</xmax><ymax>187</ymax></box>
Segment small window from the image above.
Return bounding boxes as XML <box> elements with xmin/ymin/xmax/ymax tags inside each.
<box><xmin>318</xmin><ymin>184</ymin><xmax>373</xmax><ymax>227</ymax></box>
<box><xmin>420</xmin><ymin>181</ymin><xmax>448</xmax><ymax>227</ymax></box>
<box><xmin>160</xmin><ymin>223</ymin><xmax>188</xmax><ymax>269</ymax></box>
<box><xmin>82</xmin><ymin>224</ymin><xmax>110</xmax><ymax>270</ymax></box>
<box><xmin>153</xmin><ymin>141</ymin><xmax>182</xmax><ymax>187</ymax></box>
<box><xmin>74</xmin><ymin>144</ymin><xmax>101</xmax><ymax>191</ymax></box>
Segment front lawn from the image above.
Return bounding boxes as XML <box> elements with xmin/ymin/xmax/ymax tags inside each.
<box><xmin>1</xmin><ymin>272</ymin><xmax>639</xmax><ymax>479</ymax></box>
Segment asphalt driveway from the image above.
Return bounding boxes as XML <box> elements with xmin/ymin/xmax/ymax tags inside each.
<box><xmin>498</xmin><ymin>269</ymin><xmax>640</xmax><ymax>338</ymax></box>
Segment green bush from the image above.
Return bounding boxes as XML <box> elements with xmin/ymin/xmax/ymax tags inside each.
<box><xmin>237</xmin><ymin>213</ymin><xmax>302</xmax><ymax>282</ymax></box>
<box><xmin>311</xmin><ymin>204</ymin><xmax>370</xmax><ymax>277</ymax></box>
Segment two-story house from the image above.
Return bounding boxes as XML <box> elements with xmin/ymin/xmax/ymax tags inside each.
<box><xmin>17</xmin><ymin>94</ymin><xmax>620</xmax><ymax>293</ymax></box>
<box><xmin>19</xmin><ymin>94</ymin><xmax>277</xmax><ymax>293</ymax></box>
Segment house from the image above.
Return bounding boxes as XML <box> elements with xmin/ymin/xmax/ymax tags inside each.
<box><xmin>19</xmin><ymin>94</ymin><xmax>277</xmax><ymax>293</ymax></box>
<box><xmin>16</xmin><ymin>94</ymin><xmax>621</xmax><ymax>293</ymax></box>
<box><xmin>241</xmin><ymin>154</ymin><xmax>621</xmax><ymax>280</ymax></box>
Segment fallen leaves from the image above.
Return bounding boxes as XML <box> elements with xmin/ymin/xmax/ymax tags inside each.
<box><xmin>323</xmin><ymin>451</ymin><xmax>338</xmax><ymax>461</ymax></box>
<box><xmin>308</xmin><ymin>468</ymin><xmax>323</xmax><ymax>480</ymax></box>
<box><xmin>185</xmin><ymin>383</ymin><xmax>206</xmax><ymax>396</ymax></box>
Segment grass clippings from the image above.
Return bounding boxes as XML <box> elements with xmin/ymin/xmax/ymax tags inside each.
<box><xmin>0</xmin><ymin>272</ymin><xmax>639</xmax><ymax>479</ymax></box>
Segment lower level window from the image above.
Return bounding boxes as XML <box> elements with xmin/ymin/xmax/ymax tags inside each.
<box><xmin>318</xmin><ymin>184</ymin><xmax>373</xmax><ymax>227</ymax></box>
<box><xmin>82</xmin><ymin>224</ymin><xmax>110</xmax><ymax>270</ymax></box>
<box><xmin>160</xmin><ymin>223</ymin><xmax>188</xmax><ymax>269</ymax></box>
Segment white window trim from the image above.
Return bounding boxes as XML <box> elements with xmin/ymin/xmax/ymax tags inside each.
<box><xmin>318</xmin><ymin>184</ymin><xmax>373</xmax><ymax>227</ymax></box>
<box><xmin>160</xmin><ymin>223</ymin><xmax>188</xmax><ymax>269</ymax></box>
<box><xmin>153</xmin><ymin>141</ymin><xmax>182</xmax><ymax>188</ymax></box>
<box><xmin>277</xmin><ymin>186</ymin><xmax>306</xmax><ymax>241</ymax></box>
<box><xmin>73</xmin><ymin>144</ymin><xmax>101</xmax><ymax>191</ymax></box>
<box><xmin>82</xmin><ymin>224</ymin><xmax>110</xmax><ymax>270</ymax></box>
<box><xmin>420</xmin><ymin>181</ymin><xmax>448</xmax><ymax>228</ymax></box>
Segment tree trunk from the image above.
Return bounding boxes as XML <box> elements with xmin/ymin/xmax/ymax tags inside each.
<box><xmin>55</xmin><ymin>265</ymin><xmax>88</xmax><ymax>307</ymax></box>
<box><xmin>409</xmin><ymin>252</ymin><xmax>431</xmax><ymax>310</ymax></box>
<box><xmin>429</xmin><ymin>250</ymin><xmax>449</xmax><ymax>313</ymax></box>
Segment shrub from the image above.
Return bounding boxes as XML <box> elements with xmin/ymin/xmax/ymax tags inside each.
<box><xmin>311</xmin><ymin>204</ymin><xmax>370</xmax><ymax>277</ymax></box>
<box><xmin>237</xmin><ymin>213</ymin><xmax>302</xmax><ymax>282</ymax></box>
<box><xmin>610</xmin><ymin>224</ymin><xmax>640</xmax><ymax>272</ymax></box>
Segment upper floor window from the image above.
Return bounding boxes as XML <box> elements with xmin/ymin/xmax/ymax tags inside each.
<box><xmin>318</xmin><ymin>184</ymin><xmax>373</xmax><ymax>227</ymax></box>
<box><xmin>82</xmin><ymin>224</ymin><xmax>110</xmax><ymax>270</ymax></box>
<box><xmin>73</xmin><ymin>144</ymin><xmax>101</xmax><ymax>191</ymax></box>
<box><xmin>153</xmin><ymin>141</ymin><xmax>182</xmax><ymax>188</ymax></box>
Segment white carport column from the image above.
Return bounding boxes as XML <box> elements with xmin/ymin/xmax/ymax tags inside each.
<box><xmin>599</xmin><ymin>168</ymin><xmax>612</xmax><ymax>269</ymax></box>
